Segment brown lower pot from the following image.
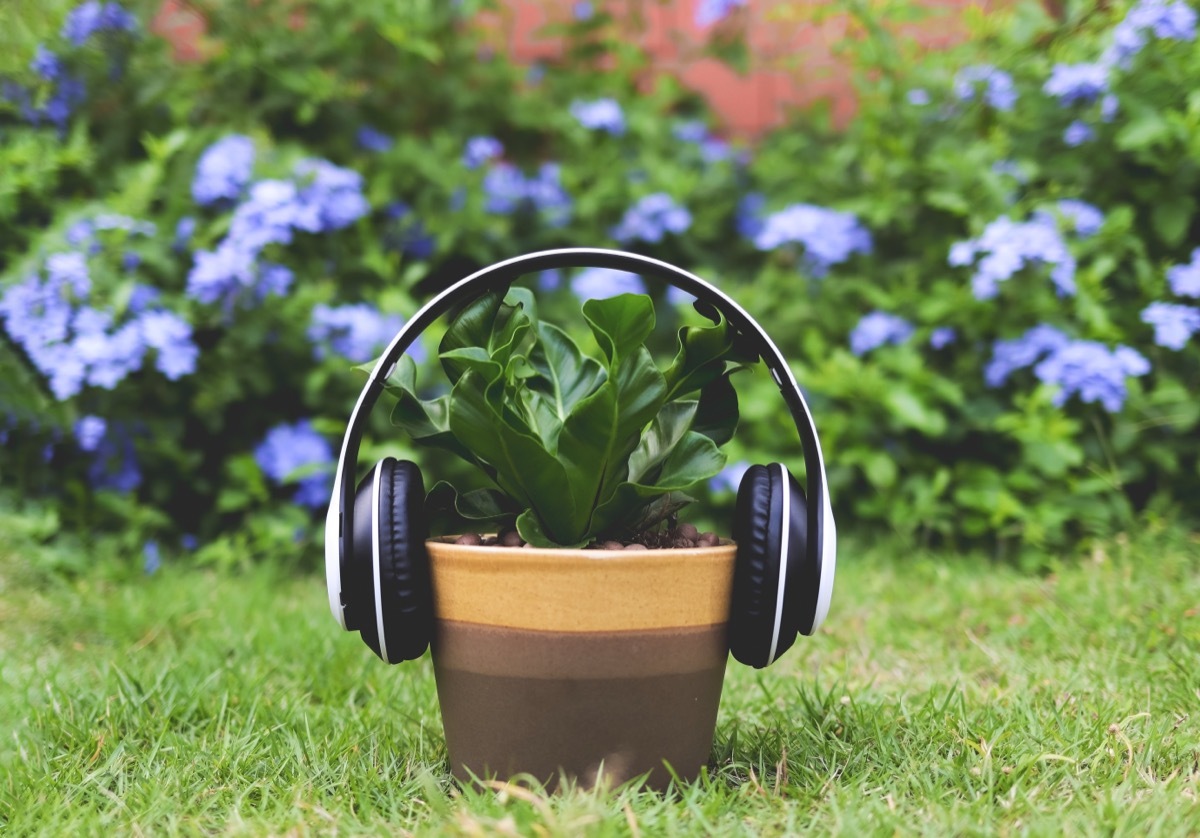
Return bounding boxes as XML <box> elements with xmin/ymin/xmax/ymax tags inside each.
<box><xmin>426</xmin><ymin>537</ymin><xmax>736</xmax><ymax>790</ymax></box>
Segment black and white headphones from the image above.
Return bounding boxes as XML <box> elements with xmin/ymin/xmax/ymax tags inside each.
<box><xmin>324</xmin><ymin>248</ymin><xmax>836</xmax><ymax>669</ymax></box>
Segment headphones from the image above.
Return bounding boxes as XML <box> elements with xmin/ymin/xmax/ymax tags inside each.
<box><xmin>324</xmin><ymin>248</ymin><xmax>836</xmax><ymax>669</ymax></box>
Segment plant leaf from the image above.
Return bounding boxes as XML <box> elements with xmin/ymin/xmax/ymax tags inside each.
<box><xmin>581</xmin><ymin>294</ymin><xmax>656</xmax><ymax>364</ymax></box>
<box><xmin>385</xmin><ymin>355</ymin><xmax>487</xmax><ymax>468</ymax></box>
<box><xmin>589</xmin><ymin>431</ymin><xmax>726</xmax><ymax>539</ymax></box>
<box><xmin>448</xmin><ymin>369</ymin><xmax>580</xmax><ymax>544</ymax></box>
<box><xmin>425</xmin><ymin>480</ymin><xmax>519</xmax><ymax>535</ymax></box>
<box><xmin>662</xmin><ymin>309</ymin><xmax>748</xmax><ymax>400</ymax></box>
<box><xmin>523</xmin><ymin>322</ymin><xmax>606</xmax><ymax>450</ymax></box>
<box><xmin>692</xmin><ymin>373</ymin><xmax>740</xmax><ymax>446</ymax></box>
<box><xmin>627</xmin><ymin>401</ymin><xmax>699</xmax><ymax>485</ymax></box>
<box><xmin>515</xmin><ymin>508</ymin><xmax>590</xmax><ymax>549</ymax></box>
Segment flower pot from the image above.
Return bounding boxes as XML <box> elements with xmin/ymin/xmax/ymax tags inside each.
<box><xmin>426</xmin><ymin>537</ymin><xmax>736</xmax><ymax>790</ymax></box>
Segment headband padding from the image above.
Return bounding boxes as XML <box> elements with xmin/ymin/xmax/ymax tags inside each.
<box><xmin>375</xmin><ymin>458</ymin><xmax>433</xmax><ymax>663</ymax></box>
<box><xmin>729</xmin><ymin>464</ymin><xmax>781</xmax><ymax>668</ymax></box>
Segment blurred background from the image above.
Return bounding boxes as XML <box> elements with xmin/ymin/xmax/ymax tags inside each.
<box><xmin>2</xmin><ymin>0</ymin><xmax>1198</xmax><ymax>572</ymax></box>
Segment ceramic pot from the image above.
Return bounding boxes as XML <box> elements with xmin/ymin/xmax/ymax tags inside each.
<box><xmin>426</xmin><ymin>537</ymin><xmax>736</xmax><ymax>789</ymax></box>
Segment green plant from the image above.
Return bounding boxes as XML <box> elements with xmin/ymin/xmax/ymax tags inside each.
<box><xmin>383</xmin><ymin>288</ymin><xmax>747</xmax><ymax>546</ymax></box>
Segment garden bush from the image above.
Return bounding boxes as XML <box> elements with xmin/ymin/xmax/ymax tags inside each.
<box><xmin>1</xmin><ymin>0</ymin><xmax>1197</xmax><ymax>568</ymax></box>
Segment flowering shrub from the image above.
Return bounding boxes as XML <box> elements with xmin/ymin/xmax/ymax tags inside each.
<box><xmin>1</xmin><ymin>0</ymin><xmax>1199</xmax><ymax>566</ymax></box>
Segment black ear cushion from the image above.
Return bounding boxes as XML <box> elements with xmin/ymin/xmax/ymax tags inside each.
<box><xmin>349</xmin><ymin>458</ymin><xmax>432</xmax><ymax>663</ymax></box>
<box><xmin>729</xmin><ymin>464</ymin><xmax>812</xmax><ymax>668</ymax></box>
<box><xmin>729</xmin><ymin>464</ymin><xmax>780</xmax><ymax>669</ymax></box>
<box><xmin>375</xmin><ymin>458</ymin><xmax>433</xmax><ymax>663</ymax></box>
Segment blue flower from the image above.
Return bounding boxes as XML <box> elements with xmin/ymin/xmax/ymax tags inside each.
<box><xmin>752</xmin><ymin>204</ymin><xmax>872</xmax><ymax>276</ymax></box>
<box><xmin>174</xmin><ymin>216</ymin><xmax>196</xmax><ymax>249</ymax></box>
<box><xmin>954</xmin><ymin>65</ymin><xmax>1017</xmax><ymax>111</ymax></box>
<box><xmin>1167</xmin><ymin>248</ymin><xmax>1200</xmax><ymax>297</ymax></box>
<box><xmin>356</xmin><ymin>125</ymin><xmax>393</xmax><ymax>152</ymax></box>
<box><xmin>180</xmin><ymin>534</ymin><xmax>198</xmax><ymax>551</ymax></box>
<box><xmin>991</xmin><ymin>160</ymin><xmax>1028</xmax><ymax>182</ymax></box>
<box><xmin>40</xmin><ymin>75</ymin><xmax>87</xmax><ymax>131</ymax></box>
<box><xmin>46</xmin><ymin>252</ymin><xmax>91</xmax><ymax>297</ymax></box>
<box><xmin>1047</xmin><ymin>199</ymin><xmax>1104</xmax><ymax>237</ymax></box>
<box><xmin>666</xmin><ymin>285</ymin><xmax>695</xmax><ymax>307</ymax></box>
<box><xmin>1100</xmin><ymin>94</ymin><xmax>1120</xmax><ymax>123</ymax></box>
<box><xmin>31</xmin><ymin>45</ymin><xmax>62</xmax><ymax>81</ymax></box>
<box><xmin>61</xmin><ymin>1</ymin><xmax>137</xmax><ymax>45</ymax></box>
<box><xmin>1043</xmin><ymin>62</ymin><xmax>1108</xmax><ymax>105</ymax></box>
<box><xmin>384</xmin><ymin>201</ymin><xmax>436</xmax><ymax>259</ymax></box>
<box><xmin>736</xmin><ymin>193</ymin><xmax>766</xmax><ymax>240</ymax></box>
<box><xmin>294</xmin><ymin>159</ymin><xmax>370</xmax><ymax>230</ymax></box>
<box><xmin>610</xmin><ymin>193</ymin><xmax>692</xmax><ymax>243</ymax></box>
<box><xmin>907</xmin><ymin>88</ymin><xmax>931</xmax><ymax>106</ymax></box>
<box><xmin>1104</xmin><ymin>0</ymin><xmax>1197</xmax><ymax>69</ymax></box>
<box><xmin>571</xmin><ymin>268</ymin><xmax>646</xmax><ymax>299</ymax></box>
<box><xmin>950</xmin><ymin>214</ymin><xmax>1076</xmax><ymax>300</ymax></box>
<box><xmin>186</xmin><ymin>244</ymin><xmax>258</xmax><ymax>305</ymax></box>
<box><xmin>985</xmin><ymin>325</ymin><xmax>1069</xmax><ymax>387</ymax></box>
<box><xmin>573</xmin><ymin>2</ymin><xmax>594</xmax><ymax>21</ymax></box>
<box><xmin>462</xmin><ymin>136</ymin><xmax>503</xmax><ymax>170</ymax></box>
<box><xmin>1063</xmin><ymin>120</ymin><xmax>1094</xmax><ymax>146</ymax></box>
<box><xmin>143</xmin><ymin>540</ymin><xmax>161</xmax><ymax>575</ymax></box>
<box><xmin>74</xmin><ymin>415</ymin><xmax>107</xmax><ymax>451</ymax></box>
<box><xmin>709</xmin><ymin>459</ymin><xmax>750</xmax><ymax>493</ymax></box>
<box><xmin>570</xmin><ymin>98</ymin><xmax>626</xmax><ymax>135</ymax></box>
<box><xmin>258</xmin><ymin>263</ymin><xmax>294</xmax><ymax>299</ymax></box>
<box><xmin>1033</xmin><ymin>341</ymin><xmax>1149</xmax><ymax>413</ymax></box>
<box><xmin>128</xmin><ymin>284</ymin><xmax>160</xmax><ymax>314</ymax></box>
<box><xmin>192</xmin><ymin>135</ymin><xmax>256</xmax><ymax>206</ymax></box>
<box><xmin>254</xmin><ymin>420</ymin><xmax>333</xmax><ymax>509</ymax></box>
<box><xmin>1141</xmin><ymin>302</ymin><xmax>1200</xmax><ymax>349</ymax></box>
<box><xmin>309</xmin><ymin>303</ymin><xmax>419</xmax><ymax>363</ymax></box>
<box><xmin>87</xmin><ymin>422</ymin><xmax>140</xmax><ymax>492</ymax></box>
<box><xmin>850</xmin><ymin>311</ymin><xmax>914</xmax><ymax>356</ymax></box>
<box><xmin>929</xmin><ymin>327</ymin><xmax>957</xmax><ymax>349</ymax></box>
<box><xmin>696</xmin><ymin>0</ymin><xmax>747</xmax><ymax>27</ymax></box>
<box><xmin>139</xmin><ymin>310</ymin><xmax>198</xmax><ymax>379</ymax></box>
<box><xmin>672</xmin><ymin>120</ymin><xmax>709</xmax><ymax>143</ymax></box>
<box><xmin>482</xmin><ymin>163</ymin><xmax>572</xmax><ymax>226</ymax></box>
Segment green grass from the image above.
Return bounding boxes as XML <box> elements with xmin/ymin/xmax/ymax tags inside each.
<box><xmin>2</xmin><ymin>515</ymin><xmax>1199</xmax><ymax>836</ymax></box>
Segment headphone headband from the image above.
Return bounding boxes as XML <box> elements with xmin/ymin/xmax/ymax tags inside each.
<box><xmin>325</xmin><ymin>248</ymin><xmax>835</xmax><ymax>633</ymax></box>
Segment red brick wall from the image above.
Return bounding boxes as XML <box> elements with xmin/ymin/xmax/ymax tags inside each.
<box><xmin>476</xmin><ymin>0</ymin><xmax>1001</xmax><ymax>135</ymax></box>
<box><xmin>152</xmin><ymin>0</ymin><xmax>1000</xmax><ymax>137</ymax></box>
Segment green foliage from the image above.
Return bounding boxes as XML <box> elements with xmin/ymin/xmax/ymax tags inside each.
<box><xmin>385</xmin><ymin>289</ymin><xmax>740</xmax><ymax>546</ymax></box>
<box><xmin>1</xmin><ymin>0</ymin><xmax>1198</xmax><ymax>561</ymax></box>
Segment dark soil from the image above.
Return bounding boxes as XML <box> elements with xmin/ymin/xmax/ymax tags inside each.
<box><xmin>452</xmin><ymin>522</ymin><xmax>722</xmax><ymax>551</ymax></box>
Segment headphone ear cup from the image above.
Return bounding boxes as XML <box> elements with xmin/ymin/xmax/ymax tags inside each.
<box><xmin>729</xmin><ymin>464</ymin><xmax>777</xmax><ymax>669</ymax></box>
<box><xmin>350</xmin><ymin>457</ymin><xmax>433</xmax><ymax>664</ymax></box>
<box><xmin>729</xmin><ymin>463</ymin><xmax>809</xmax><ymax>668</ymax></box>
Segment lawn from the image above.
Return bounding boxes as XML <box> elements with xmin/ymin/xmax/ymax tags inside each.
<box><xmin>2</xmin><ymin>511</ymin><xmax>1199</xmax><ymax>836</ymax></box>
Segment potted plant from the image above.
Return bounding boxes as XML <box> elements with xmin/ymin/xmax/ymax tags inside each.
<box><xmin>384</xmin><ymin>285</ymin><xmax>748</xmax><ymax>789</ymax></box>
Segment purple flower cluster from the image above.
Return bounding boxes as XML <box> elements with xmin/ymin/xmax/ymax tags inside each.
<box><xmin>308</xmin><ymin>303</ymin><xmax>422</xmax><ymax>364</ymax></box>
<box><xmin>482</xmin><ymin>162</ymin><xmax>572</xmax><ymax>227</ymax></box>
<box><xmin>1063</xmin><ymin>120</ymin><xmax>1094</xmax><ymax>146</ymax></box>
<box><xmin>8</xmin><ymin>47</ymin><xmax>87</xmax><ymax>132</ymax></box>
<box><xmin>253</xmin><ymin>420</ymin><xmax>333</xmax><ymax>509</ymax></box>
<box><xmin>463</xmin><ymin>136</ymin><xmax>503</xmax><ymax>170</ymax></box>
<box><xmin>0</xmin><ymin>247</ymin><xmax>197</xmax><ymax>400</ymax></box>
<box><xmin>953</xmin><ymin>65</ymin><xmax>1017</xmax><ymax>111</ymax></box>
<box><xmin>570</xmin><ymin>98</ymin><xmax>626</xmax><ymax>135</ymax></box>
<box><xmin>570</xmin><ymin>268</ymin><xmax>646</xmax><ymax>300</ymax></box>
<box><xmin>1043</xmin><ymin>62</ymin><xmax>1108</xmax><ymax>105</ymax></box>
<box><xmin>86</xmin><ymin>422</ymin><xmax>141</xmax><ymax>492</ymax></box>
<box><xmin>671</xmin><ymin>120</ymin><xmax>733</xmax><ymax>163</ymax></box>
<box><xmin>356</xmin><ymin>125</ymin><xmax>393</xmax><ymax>153</ymax></box>
<box><xmin>930</xmin><ymin>327</ymin><xmax>957</xmax><ymax>349</ymax></box>
<box><xmin>610</xmin><ymin>193</ymin><xmax>692</xmax><ymax>243</ymax></box>
<box><xmin>192</xmin><ymin>135</ymin><xmax>256</xmax><ymax>206</ymax></box>
<box><xmin>384</xmin><ymin>202</ymin><xmax>436</xmax><ymax>260</ymax></box>
<box><xmin>850</xmin><ymin>311</ymin><xmax>914</xmax><ymax>356</ymax></box>
<box><xmin>187</xmin><ymin>153</ymin><xmax>368</xmax><ymax>307</ymax></box>
<box><xmin>1141</xmin><ymin>302</ymin><xmax>1200</xmax><ymax>350</ymax></box>
<box><xmin>695</xmin><ymin>0</ymin><xmax>747</xmax><ymax>27</ymax></box>
<box><xmin>1103</xmin><ymin>0</ymin><xmax>1197</xmax><ymax>69</ymax></box>
<box><xmin>1167</xmin><ymin>248</ymin><xmax>1200</xmax><ymax>297</ymax></box>
<box><xmin>1038</xmin><ymin>199</ymin><xmax>1105</xmax><ymax>237</ymax></box>
<box><xmin>949</xmin><ymin>212</ymin><xmax>1077</xmax><ymax>300</ymax></box>
<box><xmin>751</xmin><ymin>203</ymin><xmax>872</xmax><ymax>276</ymax></box>
<box><xmin>986</xmin><ymin>325</ymin><xmax>1149</xmax><ymax>412</ymax></box>
<box><xmin>61</xmin><ymin>1</ymin><xmax>138</xmax><ymax>47</ymax></box>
